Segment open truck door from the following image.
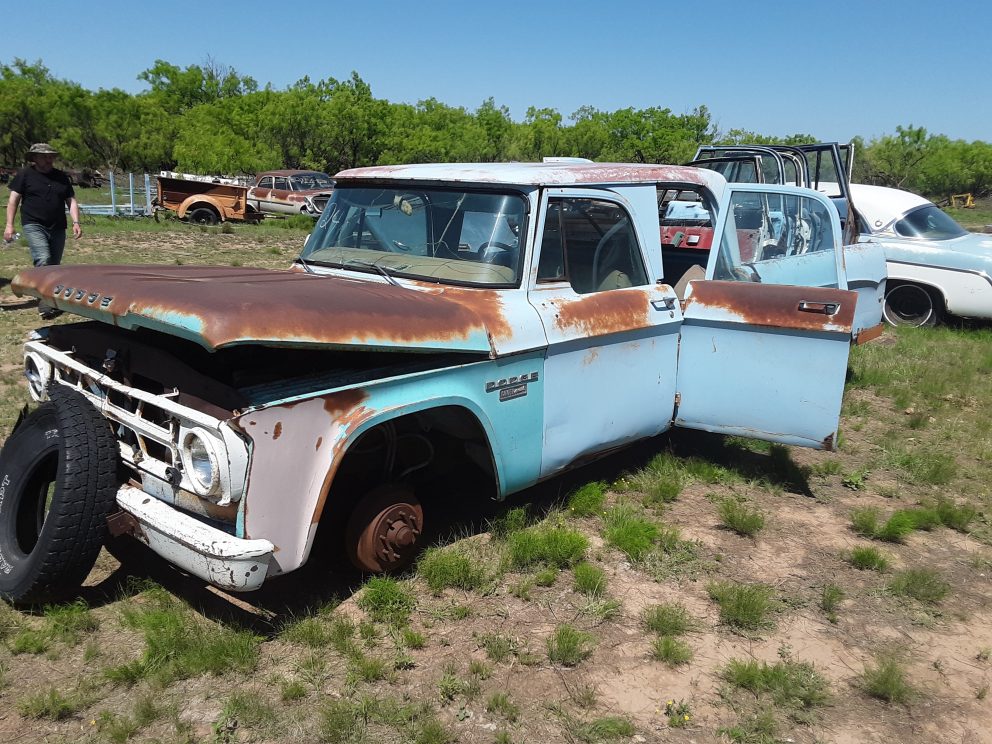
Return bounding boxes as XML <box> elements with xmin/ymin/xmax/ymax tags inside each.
<box><xmin>674</xmin><ymin>185</ymin><xmax>857</xmax><ymax>450</ymax></box>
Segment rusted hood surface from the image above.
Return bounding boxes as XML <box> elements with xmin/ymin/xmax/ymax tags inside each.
<box><xmin>12</xmin><ymin>264</ymin><xmax>499</xmax><ymax>354</ymax></box>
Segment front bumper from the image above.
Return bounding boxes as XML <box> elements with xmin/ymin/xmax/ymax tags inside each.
<box><xmin>117</xmin><ymin>484</ymin><xmax>274</xmax><ymax>591</ymax></box>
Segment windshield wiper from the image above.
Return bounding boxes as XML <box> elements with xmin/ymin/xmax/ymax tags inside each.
<box><xmin>344</xmin><ymin>259</ymin><xmax>402</xmax><ymax>287</ymax></box>
<box><xmin>295</xmin><ymin>255</ymin><xmax>316</xmax><ymax>274</ymax></box>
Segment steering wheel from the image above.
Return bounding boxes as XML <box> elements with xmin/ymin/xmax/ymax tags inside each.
<box><xmin>479</xmin><ymin>241</ymin><xmax>516</xmax><ymax>267</ymax></box>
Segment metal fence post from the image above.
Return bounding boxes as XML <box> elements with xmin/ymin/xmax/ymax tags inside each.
<box><xmin>144</xmin><ymin>173</ymin><xmax>152</xmax><ymax>215</ymax></box>
<box><xmin>109</xmin><ymin>171</ymin><xmax>117</xmax><ymax>215</ymax></box>
<box><xmin>128</xmin><ymin>173</ymin><xmax>135</xmax><ymax>216</ymax></box>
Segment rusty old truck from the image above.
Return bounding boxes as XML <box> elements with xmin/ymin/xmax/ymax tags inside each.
<box><xmin>156</xmin><ymin>170</ymin><xmax>334</xmax><ymax>224</ymax></box>
<box><xmin>0</xmin><ymin>161</ymin><xmax>885</xmax><ymax>604</ymax></box>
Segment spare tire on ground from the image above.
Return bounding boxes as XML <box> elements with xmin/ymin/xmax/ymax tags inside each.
<box><xmin>0</xmin><ymin>387</ymin><xmax>120</xmax><ymax>606</ymax></box>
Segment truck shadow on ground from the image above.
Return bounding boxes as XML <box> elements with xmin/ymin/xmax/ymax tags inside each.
<box><xmin>82</xmin><ymin>428</ymin><xmax>815</xmax><ymax>634</ymax></box>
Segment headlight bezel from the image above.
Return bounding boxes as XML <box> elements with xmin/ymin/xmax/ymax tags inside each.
<box><xmin>181</xmin><ymin>427</ymin><xmax>221</xmax><ymax>497</ymax></box>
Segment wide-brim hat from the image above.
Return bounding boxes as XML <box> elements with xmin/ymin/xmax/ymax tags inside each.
<box><xmin>27</xmin><ymin>142</ymin><xmax>58</xmax><ymax>159</ymax></box>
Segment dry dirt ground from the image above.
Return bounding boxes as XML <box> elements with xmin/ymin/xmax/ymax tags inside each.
<box><xmin>0</xmin><ymin>229</ymin><xmax>989</xmax><ymax>744</ymax></box>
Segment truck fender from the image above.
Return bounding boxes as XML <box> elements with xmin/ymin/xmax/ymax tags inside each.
<box><xmin>302</xmin><ymin>399</ymin><xmax>503</xmax><ymax>562</ymax></box>
<box><xmin>177</xmin><ymin>195</ymin><xmax>227</xmax><ymax>222</ymax></box>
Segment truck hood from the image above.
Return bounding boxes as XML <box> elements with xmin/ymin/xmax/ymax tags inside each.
<box><xmin>12</xmin><ymin>264</ymin><xmax>504</xmax><ymax>354</ymax></box>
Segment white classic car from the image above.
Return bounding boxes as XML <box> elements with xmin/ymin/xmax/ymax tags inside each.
<box><xmin>851</xmin><ymin>184</ymin><xmax>992</xmax><ymax>327</ymax></box>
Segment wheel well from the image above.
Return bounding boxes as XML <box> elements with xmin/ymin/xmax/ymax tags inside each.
<box><xmin>187</xmin><ymin>203</ymin><xmax>220</xmax><ymax>218</ymax></box>
<box><xmin>887</xmin><ymin>279</ymin><xmax>944</xmax><ymax>306</ymax></box>
<box><xmin>308</xmin><ymin>406</ymin><xmax>498</xmax><ymax>559</ymax></box>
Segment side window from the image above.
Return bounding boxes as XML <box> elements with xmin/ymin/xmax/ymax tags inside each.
<box><xmin>714</xmin><ymin>191</ymin><xmax>838</xmax><ymax>287</ymax></box>
<box><xmin>258</xmin><ymin>176</ymin><xmax>273</xmax><ymax>189</ymax></box>
<box><xmin>537</xmin><ymin>198</ymin><xmax>648</xmax><ymax>294</ymax></box>
<box><xmin>273</xmin><ymin>177</ymin><xmax>290</xmax><ymax>190</ymax></box>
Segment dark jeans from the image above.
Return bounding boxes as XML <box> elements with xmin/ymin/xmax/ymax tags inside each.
<box><xmin>22</xmin><ymin>223</ymin><xmax>66</xmax><ymax>267</ymax></box>
<box><xmin>22</xmin><ymin>223</ymin><xmax>66</xmax><ymax>317</ymax></box>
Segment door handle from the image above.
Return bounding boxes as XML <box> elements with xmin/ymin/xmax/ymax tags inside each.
<box><xmin>651</xmin><ymin>297</ymin><xmax>677</xmax><ymax>311</ymax></box>
<box><xmin>798</xmin><ymin>300</ymin><xmax>840</xmax><ymax>316</ymax></box>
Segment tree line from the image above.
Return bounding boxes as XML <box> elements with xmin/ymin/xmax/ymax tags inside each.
<box><xmin>2</xmin><ymin>58</ymin><xmax>989</xmax><ymax>199</ymax></box>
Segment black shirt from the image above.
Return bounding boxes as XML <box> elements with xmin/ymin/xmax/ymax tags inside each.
<box><xmin>9</xmin><ymin>166</ymin><xmax>75</xmax><ymax>230</ymax></box>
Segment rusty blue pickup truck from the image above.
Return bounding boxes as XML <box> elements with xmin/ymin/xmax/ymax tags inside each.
<box><xmin>0</xmin><ymin>160</ymin><xmax>885</xmax><ymax>604</ymax></box>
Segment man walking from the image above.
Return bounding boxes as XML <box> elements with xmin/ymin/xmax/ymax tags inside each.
<box><xmin>4</xmin><ymin>143</ymin><xmax>82</xmax><ymax>319</ymax></box>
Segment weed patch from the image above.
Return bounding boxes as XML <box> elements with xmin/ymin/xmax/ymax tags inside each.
<box><xmin>547</xmin><ymin>623</ymin><xmax>594</xmax><ymax>666</ymax></box>
<box><xmin>507</xmin><ymin>524</ymin><xmax>588</xmax><ymax>569</ymax></box>
<box><xmin>848</xmin><ymin>545</ymin><xmax>891</xmax><ymax>571</ymax></box>
<box><xmin>568</xmin><ymin>481</ymin><xmax>607</xmax><ymax>517</ymax></box>
<box><xmin>651</xmin><ymin>635</ymin><xmax>692</xmax><ymax>666</ymax></box>
<box><xmin>418</xmin><ymin>547</ymin><xmax>487</xmax><ymax>593</ymax></box>
<box><xmin>643</xmin><ymin>602</ymin><xmax>695</xmax><ymax>636</ymax></box>
<box><xmin>107</xmin><ymin>589</ymin><xmax>259</xmax><ymax>685</ymax></box>
<box><xmin>357</xmin><ymin>577</ymin><xmax>416</xmax><ymax>625</ymax></box>
<box><xmin>889</xmin><ymin>568</ymin><xmax>950</xmax><ymax>604</ymax></box>
<box><xmin>603</xmin><ymin>503</ymin><xmax>659</xmax><ymax>560</ymax></box>
<box><xmin>862</xmin><ymin>653</ymin><xmax>914</xmax><ymax>704</ymax></box>
<box><xmin>717</xmin><ymin>497</ymin><xmax>766</xmax><ymax>537</ymax></box>
<box><xmin>708</xmin><ymin>582</ymin><xmax>776</xmax><ymax>631</ymax></box>
<box><xmin>573</xmin><ymin>562</ymin><xmax>607</xmax><ymax>596</ymax></box>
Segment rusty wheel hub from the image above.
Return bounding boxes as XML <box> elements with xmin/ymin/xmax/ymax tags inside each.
<box><xmin>346</xmin><ymin>485</ymin><xmax>424</xmax><ymax>573</ymax></box>
<box><xmin>369</xmin><ymin>504</ymin><xmax>422</xmax><ymax>567</ymax></box>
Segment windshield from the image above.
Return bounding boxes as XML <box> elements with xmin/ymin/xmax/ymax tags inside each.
<box><xmin>302</xmin><ymin>186</ymin><xmax>527</xmax><ymax>286</ymax></box>
<box><xmin>893</xmin><ymin>205</ymin><xmax>967</xmax><ymax>240</ymax></box>
<box><xmin>290</xmin><ymin>173</ymin><xmax>335</xmax><ymax>190</ymax></box>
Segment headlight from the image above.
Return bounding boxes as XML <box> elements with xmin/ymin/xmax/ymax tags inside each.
<box><xmin>181</xmin><ymin>428</ymin><xmax>220</xmax><ymax>496</ymax></box>
<box><xmin>24</xmin><ymin>352</ymin><xmax>51</xmax><ymax>401</ymax></box>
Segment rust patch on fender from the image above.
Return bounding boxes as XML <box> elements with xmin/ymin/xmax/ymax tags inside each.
<box><xmin>822</xmin><ymin>432</ymin><xmax>835</xmax><ymax>451</ymax></box>
<box><xmin>438</xmin><ymin>287</ymin><xmax>513</xmax><ymax>347</ymax></box>
<box><xmin>323</xmin><ymin>388</ymin><xmax>369</xmax><ymax>419</ymax></box>
<box><xmin>315</xmin><ymin>436</ymin><xmax>323</xmax><ymax>451</ymax></box>
<box><xmin>552</xmin><ymin>289</ymin><xmax>651</xmax><ymax>337</ymax></box>
<box><xmin>684</xmin><ymin>281</ymin><xmax>856</xmax><ymax>333</ymax></box>
<box><xmin>273</xmin><ymin>422</ymin><xmax>282</xmax><ymax>440</ymax></box>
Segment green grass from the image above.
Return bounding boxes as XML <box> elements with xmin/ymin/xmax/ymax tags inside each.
<box><xmin>17</xmin><ymin>686</ymin><xmax>89</xmax><ymax>720</ymax></box>
<box><xmin>619</xmin><ymin>452</ymin><xmax>685</xmax><ymax>507</ymax></box>
<box><xmin>401</xmin><ymin>628</ymin><xmax>426</xmax><ymax>650</ymax></box>
<box><xmin>862</xmin><ymin>654</ymin><xmax>914</xmax><ymax>704</ymax></box>
<box><xmin>603</xmin><ymin>503</ymin><xmax>659</xmax><ymax>560</ymax></box>
<box><xmin>279</xmin><ymin>613</ymin><xmax>331</xmax><ymax>648</ymax></box>
<box><xmin>722</xmin><ymin>657</ymin><xmax>830</xmax><ymax>711</ymax></box>
<box><xmin>567</xmin><ymin>481</ymin><xmax>607</xmax><ymax>517</ymax></box>
<box><xmin>417</xmin><ymin>547</ymin><xmax>487</xmax><ymax>593</ymax></box>
<box><xmin>707</xmin><ymin>582</ymin><xmax>776</xmax><ymax>631</ymax></box>
<box><xmin>486</xmin><ymin>692</ymin><xmax>520</xmax><ymax>722</ymax></box>
<box><xmin>547</xmin><ymin>624</ymin><xmax>594</xmax><ymax>667</ymax></box>
<box><xmin>478</xmin><ymin>633</ymin><xmax>516</xmax><ymax>663</ymax></box>
<box><xmin>9</xmin><ymin>600</ymin><xmax>99</xmax><ymax>654</ymax></box>
<box><xmin>850</xmin><ymin>507</ymin><xmax>880</xmax><ymax>537</ymax></box>
<box><xmin>642</xmin><ymin>602</ymin><xmax>695</xmax><ymax>636</ymax></box>
<box><xmin>821</xmin><ymin>584</ymin><xmax>844</xmax><ymax>618</ymax></box>
<box><xmin>106</xmin><ymin>587</ymin><xmax>259</xmax><ymax>686</ymax></box>
<box><xmin>889</xmin><ymin>568</ymin><xmax>950</xmax><ymax>604</ymax></box>
<box><xmin>651</xmin><ymin>635</ymin><xmax>692</xmax><ymax>666</ymax></box>
<box><xmin>851</xmin><ymin>507</ymin><xmax>919</xmax><ymax>543</ymax></box>
<box><xmin>489</xmin><ymin>506</ymin><xmax>530</xmax><ymax>539</ymax></box>
<box><xmin>848</xmin><ymin>545</ymin><xmax>891</xmax><ymax>572</ymax></box>
<box><xmin>935</xmin><ymin>498</ymin><xmax>978</xmax><ymax>531</ymax></box>
<box><xmin>577</xmin><ymin>716</ymin><xmax>636</xmax><ymax>740</ymax></box>
<box><xmin>507</xmin><ymin>524</ymin><xmax>588</xmax><ymax>569</ymax></box>
<box><xmin>357</xmin><ymin>577</ymin><xmax>416</xmax><ymax>625</ymax></box>
<box><xmin>573</xmin><ymin>562</ymin><xmax>607</xmax><ymax>596</ymax></box>
<box><xmin>717</xmin><ymin>497</ymin><xmax>766</xmax><ymax>537</ymax></box>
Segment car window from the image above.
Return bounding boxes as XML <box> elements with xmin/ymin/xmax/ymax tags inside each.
<box><xmin>537</xmin><ymin>198</ymin><xmax>648</xmax><ymax>294</ymax></box>
<box><xmin>273</xmin><ymin>177</ymin><xmax>290</xmax><ymax>190</ymax></box>
<box><xmin>714</xmin><ymin>190</ymin><xmax>838</xmax><ymax>287</ymax></box>
<box><xmin>894</xmin><ymin>205</ymin><xmax>967</xmax><ymax>240</ymax></box>
<box><xmin>258</xmin><ymin>176</ymin><xmax>274</xmax><ymax>189</ymax></box>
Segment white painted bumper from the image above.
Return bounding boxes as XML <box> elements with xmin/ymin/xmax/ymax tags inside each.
<box><xmin>116</xmin><ymin>485</ymin><xmax>274</xmax><ymax>591</ymax></box>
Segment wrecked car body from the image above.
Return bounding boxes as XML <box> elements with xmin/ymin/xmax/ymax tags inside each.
<box><xmin>0</xmin><ymin>161</ymin><xmax>885</xmax><ymax>603</ymax></box>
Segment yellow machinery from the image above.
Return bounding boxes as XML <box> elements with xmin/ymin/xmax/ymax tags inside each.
<box><xmin>950</xmin><ymin>193</ymin><xmax>976</xmax><ymax>208</ymax></box>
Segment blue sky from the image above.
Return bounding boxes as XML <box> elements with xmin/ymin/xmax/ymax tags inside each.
<box><xmin>6</xmin><ymin>0</ymin><xmax>990</xmax><ymax>143</ymax></box>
